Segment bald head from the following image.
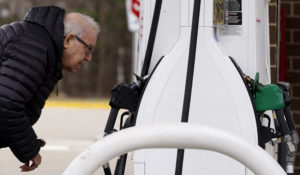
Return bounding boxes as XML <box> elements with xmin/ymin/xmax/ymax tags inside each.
<box><xmin>63</xmin><ymin>12</ymin><xmax>100</xmax><ymax>38</ymax></box>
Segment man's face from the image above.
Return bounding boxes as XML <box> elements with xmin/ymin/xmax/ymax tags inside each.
<box><xmin>62</xmin><ymin>27</ymin><xmax>97</xmax><ymax>73</ymax></box>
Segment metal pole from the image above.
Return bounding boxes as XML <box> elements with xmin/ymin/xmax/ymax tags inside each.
<box><xmin>276</xmin><ymin>0</ymin><xmax>281</xmax><ymax>82</ymax></box>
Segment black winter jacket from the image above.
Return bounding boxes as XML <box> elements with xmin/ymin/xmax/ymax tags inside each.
<box><xmin>0</xmin><ymin>6</ymin><xmax>65</xmax><ymax>163</ymax></box>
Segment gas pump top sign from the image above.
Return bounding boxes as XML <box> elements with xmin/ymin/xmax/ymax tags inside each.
<box><xmin>225</xmin><ymin>0</ymin><xmax>242</xmax><ymax>25</ymax></box>
<box><xmin>126</xmin><ymin>0</ymin><xmax>140</xmax><ymax>32</ymax></box>
<box><xmin>214</xmin><ymin>0</ymin><xmax>243</xmax><ymax>36</ymax></box>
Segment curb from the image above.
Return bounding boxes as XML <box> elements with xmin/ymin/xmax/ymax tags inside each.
<box><xmin>45</xmin><ymin>100</ymin><xmax>110</xmax><ymax>109</ymax></box>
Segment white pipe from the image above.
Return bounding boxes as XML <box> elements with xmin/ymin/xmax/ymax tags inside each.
<box><xmin>63</xmin><ymin>123</ymin><xmax>286</xmax><ymax>175</ymax></box>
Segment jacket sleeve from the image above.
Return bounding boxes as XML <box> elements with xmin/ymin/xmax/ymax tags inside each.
<box><xmin>0</xmin><ymin>35</ymin><xmax>47</xmax><ymax>163</ymax></box>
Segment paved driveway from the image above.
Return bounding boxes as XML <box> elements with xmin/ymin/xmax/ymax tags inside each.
<box><xmin>0</xmin><ymin>107</ymin><xmax>133</xmax><ymax>175</ymax></box>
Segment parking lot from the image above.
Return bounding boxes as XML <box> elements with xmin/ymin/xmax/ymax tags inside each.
<box><xmin>0</xmin><ymin>102</ymin><xmax>133</xmax><ymax>175</ymax></box>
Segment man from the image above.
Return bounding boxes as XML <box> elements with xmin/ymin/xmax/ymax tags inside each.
<box><xmin>0</xmin><ymin>6</ymin><xmax>99</xmax><ymax>172</ymax></box>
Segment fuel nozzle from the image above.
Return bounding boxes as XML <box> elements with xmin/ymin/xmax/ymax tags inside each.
<box><xmin>286</xmin><ymin>130</ymin><xmax>299</xmax><ymax>174</ymax></box>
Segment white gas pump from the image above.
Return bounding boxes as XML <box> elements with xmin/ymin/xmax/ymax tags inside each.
<box><xmin>132</xmin><ymin>0</ymin><xmax>297</xmax><ymax>174</ymax></box>
<box><xmin>133</xmin><ymin>0</ymin><xmax>260</xmax><ymax>174</ymax></box>
<box><xmin>136</xmin><ymin>0</ymin><xmax>271</xmax><ymax>86</ymax></box>
<box><xmin>64</xmin><ymin>0</ymin><xmax>298</xmax><ymax>174</ymax></box>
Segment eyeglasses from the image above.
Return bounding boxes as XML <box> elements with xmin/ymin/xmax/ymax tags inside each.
<box><xmin>74</xmin><ymin>35</ymin><xmax>94</xmax><ymax>54</ymax></box>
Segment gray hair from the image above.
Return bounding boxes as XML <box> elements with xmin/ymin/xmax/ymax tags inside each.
<box><xmin>63</xmin><ymin>13</ymin><xmax>100</xmax><ymax>37</ymax></box>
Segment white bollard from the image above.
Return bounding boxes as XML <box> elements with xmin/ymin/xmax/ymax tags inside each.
<box><xmin>63</xmin><ymin>123</ymin><xmax>286</xmax><ymax>175</ymax></box>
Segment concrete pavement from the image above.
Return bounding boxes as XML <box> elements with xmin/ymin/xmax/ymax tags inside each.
<box><xmin>0</xmin><ymin>106</ymin><xmax>133</xmax><ymax>175</ymax></box>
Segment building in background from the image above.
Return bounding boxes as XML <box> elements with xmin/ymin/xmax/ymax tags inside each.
<box><xmin>270</xmin><ymin>0</ymin><xmax>300</xmax><ymax>173</ymax></box>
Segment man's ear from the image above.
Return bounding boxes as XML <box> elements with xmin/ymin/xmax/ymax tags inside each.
<box><xmin>63</xmin><ymin>33</ymin><xmax>74</xmax><ymax>48</ymax></box>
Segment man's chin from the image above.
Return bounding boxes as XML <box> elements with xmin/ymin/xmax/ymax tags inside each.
<box><xmin>63</xmin><ymin>68</ymin><xmax>78</xmax><ymax>73</ymax></box>
<box><xmin>71</xmin><ymin>68</ymin><xmax>79</xmax><ymax>73</ymax></box>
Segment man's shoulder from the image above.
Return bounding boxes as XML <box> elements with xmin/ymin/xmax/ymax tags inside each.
<box><xmin>0</xmin><ymin>21</ymin><xmax>50</xmax><ymax>49</ymax></box>
<box><xmin>0</xmin><ymin>22</ymin><xmax>27</xmax><ymax>45</ymax></box>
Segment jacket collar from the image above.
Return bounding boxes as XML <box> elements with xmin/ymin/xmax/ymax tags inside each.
<box><xmin>23</xmin><ymin>6</ymin><xmax>65</xmax><ymax>79</ymax></box>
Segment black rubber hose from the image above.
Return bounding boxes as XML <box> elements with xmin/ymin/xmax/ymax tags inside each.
<box><xmin>175</xmin><ymin>0</ymin><xmax>202</xmax><ymax>175</ymax></box>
